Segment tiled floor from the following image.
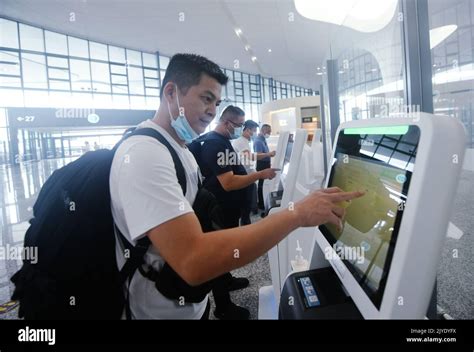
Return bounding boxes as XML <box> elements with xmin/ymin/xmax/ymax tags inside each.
<box><xmin>437</xmin><ymin>170</ymin><xmax>474</xmax><ymax>319</ymax></box>
<box><xmin>0</xmin><ymin>158</ymin><xmax>472</xmax><ymax>319</ymax></box>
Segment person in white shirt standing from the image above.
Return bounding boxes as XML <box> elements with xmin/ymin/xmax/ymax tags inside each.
<box><xmin>232</xmin><ymin>120</ymin><xmax>270</xmax><ymax>225</ymax></box>
<box><xmin>109</xmin><ymin>53</ymin><xmax>365</xmax><ymax>319</ymax></box>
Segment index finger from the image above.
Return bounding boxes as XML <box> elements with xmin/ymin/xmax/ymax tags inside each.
<box><xmin>321</xmin><ymin>187</ymin><xmax>343</xmax><ymax>194</ymax></box>
<box><xmin>328</xmin><ymin>190</ymin><xmax>366</xmax><ymax>202</ymax></box>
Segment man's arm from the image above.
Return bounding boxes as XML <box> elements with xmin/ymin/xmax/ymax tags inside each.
<box><xmin>256</xmin><ymin>151</ymin><xmax>276</xmax><ymax>160</ymax></box>
<box><xmin>147</xmin><ymin>188</ymin><xmax>365</xmax><ymax>286</ymax></box>
<box><xmin>217</xmin><ymin>169</ymin><xmax>275</xmax><ymax>191</ymax></box>
<box><xmin>237</xmin><ymin>149</ymin><xmax>274</xmax><ymax>162</ymax></box>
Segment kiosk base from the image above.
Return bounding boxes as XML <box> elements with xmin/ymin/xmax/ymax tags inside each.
<box><xmin>258</xmin><ymin>285</ymin><xmax>279</xmax><ymax>320</ymax></box>
<box><xmin>279</xmin><ymin>267</ymin><xmax>363</xmax><ymax>320</ymax></box>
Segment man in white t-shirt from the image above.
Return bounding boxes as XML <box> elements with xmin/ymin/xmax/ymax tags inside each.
<box><xmin>232</xmin><ymin>120</ymin><xmax>275</xmax><ymax>225</ymax></box>
<box><xmin>110</xmin><ymin>53</ymin><xmax>365</xmax><ymax>319</ymax></box>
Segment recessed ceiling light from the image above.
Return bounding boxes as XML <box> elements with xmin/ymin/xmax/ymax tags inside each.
<box><xmin>235</xmin><ymin>28</ymin><xmax>242</xmax><ymax>37</ymax></box>
<box><xmin>245</xmin><ymin>45</ymin><xmax>250</xmax><ymax>51</ymax></box>
<box><xmin>268</xmin><ymin>49</ymin><xmax>272</xmax><ymax>53</ymax></box>
<box><xmin>251</xmin><ymin>56</ymin><xmax>257</xmax><ymax>62</ymax></box>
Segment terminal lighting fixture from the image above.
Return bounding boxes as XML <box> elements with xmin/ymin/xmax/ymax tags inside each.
<box><xmin>294</xmin><ymin>0</ymin><xmax>398</xmax><ymax>33</ymax></box>
<box><xmin>234</xmin><ymin>28</ymin><xmax>242</xmax><ymax>37</ymax></box>
<box><xmin>244</xmin><ymin>45</ymin><xmax>250</xmax><ymax>51</ymax></box>
<box><xmin>251</xmin><ymin>56</ymin><xmax>257</xmax><ymax>62</ymax></box>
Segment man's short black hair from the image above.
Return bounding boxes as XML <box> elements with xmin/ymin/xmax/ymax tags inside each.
<box><xmin>244</xmin><ymin>120</ymin><xmax>259</xmax><ymax>131</ymax></box>
<box><xmin>220</xmin><ymin>105</ymin><xmax>245</xmax><ymax>121</ymax></box>
<box><xmin>160</xmin><ymin>53</ymin><xmax>228</xmax><ymax>99</ymax></box>
<box><xmin>261</xmin><ymin>124</ymin><xmax>271</xmax><ymax>130</ymax></box>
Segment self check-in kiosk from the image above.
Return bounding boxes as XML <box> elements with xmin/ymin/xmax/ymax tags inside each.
<box><xmin>263</xmin><ymin>131</ymin><xmax>290</xmax><ymax>211</ymax></box>
<box><xmin>259</xmin><ymin>129</ymin><xmax>318</xmax><ymax>318</ymax></box>
<box><xmin>278</xmin><ymin>115</ymin><xmax>466</xmax><ymax>319</ymax></box>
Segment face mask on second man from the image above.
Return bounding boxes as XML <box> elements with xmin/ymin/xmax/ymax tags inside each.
<box><xmin>227</xmin><ymin>121</ymin><xmax>243</xmax><ymax>140</ymax></box>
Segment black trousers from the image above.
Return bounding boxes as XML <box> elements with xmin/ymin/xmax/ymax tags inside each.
<box><xmin>256</xmin><ymin>161</ymin><xmax>271</xmax><ymax>209</ymax></box>
<box><xmin>211</xmin><ymin>207</ymin><xmax>241</xmax><ymax>310</ymax></box>
<box><xmin>241</xmin><ymin>183</ymin><xmax>257</xmax><ymax>225</ymax></box>
<box><xmin>221</xmin><ymin>208</ymin><xmax>241</xmax><ymax>228</ymax></box>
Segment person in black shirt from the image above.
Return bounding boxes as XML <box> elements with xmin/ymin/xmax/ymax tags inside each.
<box><xmin>196</xmin><ymin>106</ymin><xmax>276</xmax><ymax>319</ymax></box>
<box><xmin>199</xmin><ymin>107</ymin><xmax>276</xmax><ymax>227</ymax></box>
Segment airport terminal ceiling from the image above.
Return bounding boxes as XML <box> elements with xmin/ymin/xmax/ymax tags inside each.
<box><xmin>0</xmin><ymin>0</ymin><xmax>347</xmax><ymax>90</ymax></box>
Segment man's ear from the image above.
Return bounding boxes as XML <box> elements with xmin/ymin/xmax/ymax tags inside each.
<box><xmin>163</xmin><ymin>82</ymin><xmax>176</xmax><ymax>102</ymax></box>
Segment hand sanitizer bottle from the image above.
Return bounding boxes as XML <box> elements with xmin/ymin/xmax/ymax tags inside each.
<box><xmin>291</xmin><ymin>240</ymin><xmax>309</xmax><ymax>272</ymax></box>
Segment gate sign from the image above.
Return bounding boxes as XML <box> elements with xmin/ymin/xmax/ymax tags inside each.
<box><xmin>8</xmin><ymin>108</ymin><xmax>155</xmax><ymax>128</ymax></box>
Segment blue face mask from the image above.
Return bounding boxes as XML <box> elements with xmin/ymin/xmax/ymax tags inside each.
<box><xmin>226</xmin><ymin>122</ymin><xmax>243</xmax><ymax>140</ymax></box>
<box><xmin>167</xmin><ymin>85</ymin><xmax>199</xmax><ymax>144</ymax></box>
<box><xmin>231</xmin><ymin>126</ymin><xmax>243</xmax><ymax>140</ymax></box>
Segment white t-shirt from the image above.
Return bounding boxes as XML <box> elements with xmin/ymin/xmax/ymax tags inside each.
<box><xmin>110</xmin><ymin>119</ymin><xmax>207</xmax><ymax>319</ymax></box>
<box><xmin>232</xmin><ymin>136</ymin><xmax>256</xmax><ymax>174</ymax></box>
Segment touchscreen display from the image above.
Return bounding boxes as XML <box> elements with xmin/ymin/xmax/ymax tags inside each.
<box><xmin>320</xmin><ymin>125</ymin><xmax>420</xmax><ymax>308</ymax></box>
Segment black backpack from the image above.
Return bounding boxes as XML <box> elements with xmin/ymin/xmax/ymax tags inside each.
<box><xmin>11</xmin><ymin>128</ymin><xmax>224</xmax><ymax>320</ymax></box>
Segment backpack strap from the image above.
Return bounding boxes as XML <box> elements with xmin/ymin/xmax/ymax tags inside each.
<box><xmin>122</xmin><ymin>128</ymin><xmax>187</xmax><ymax>195</ymax></box>
<box><xmin>116</xmin><ymin>225</ymin><xmax>150</xmax><ymax>320</ymax></box>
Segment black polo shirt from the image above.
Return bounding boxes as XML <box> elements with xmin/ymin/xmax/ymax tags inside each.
<box><xmin>199</xmin><ymin>131</ymin><xmax>249</xmax><ymax>209</ymax></box>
